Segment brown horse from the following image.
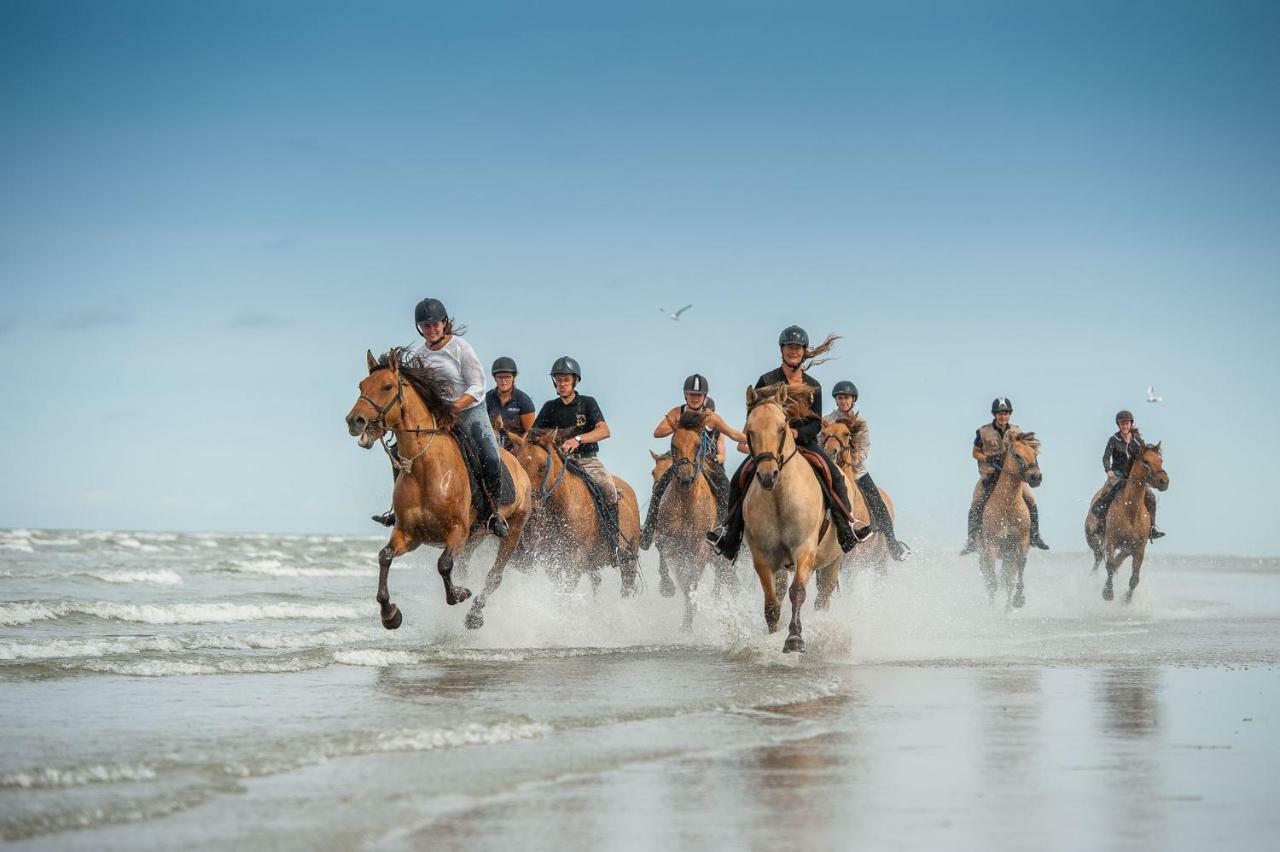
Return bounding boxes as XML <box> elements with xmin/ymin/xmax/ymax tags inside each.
<box><xmin>345</xmin><ymin>349</ymin><xmax>532</xmax><ymax>630</ymax></box>
<box><xmin>977</xmin><ymin>428</ymin><xmax>1043</xmax><ymax>608</ymax></box>
<box><xmin>1086</xmin><ymin>442</ymin><xmax>1169</xmax><ymax>602</ymax></box>
<box><xmin>508</xmin><ymin>428</ymin><xmax>641</xmax><ymax>596</ymax></box>
<box><xmin>819</xmin><ymin>420</ymin><xmax>893</xmax><ymax>573</ymax></box>
<box><xmin>647</xmin><ymin>408</ymin><xmax>732</xmax><ymax>630</ymax></box>
<box><xmin>742</xmin><ymin>384</ymin><xmax>844</xmax><ymax>653</ymax></box>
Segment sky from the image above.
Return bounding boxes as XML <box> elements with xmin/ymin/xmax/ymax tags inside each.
<box><xmin>1</xmin><ymin>0</ymin><xmax>1278</xmax><ymax>554</ymax></box>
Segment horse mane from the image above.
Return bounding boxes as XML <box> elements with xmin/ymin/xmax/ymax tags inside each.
<box><xmin>747</xmin><ymin>383</ymin><xmax>816</xmax><ymax>421</ymax></box>
<box><xmin>523</xmin><ymin>427</ymin><xmax>563</xmax><ymax>449</ymax></box>
<box><xmin>676</xmin><ymin>408</ymin><xmax>708</xmax><ymax>431</ymax></box>
<box><xmin>372</xmin><ymin>348</ymin><xmax>457</xmax><ymax>428</ymax></box>
<box><xmin>1004</xmin><ymin>427</ymin><xmax>1041</xmax><ymax>452</ymax></box>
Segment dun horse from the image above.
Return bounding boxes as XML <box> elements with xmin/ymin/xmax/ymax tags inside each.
<box><xmin>977</xmin><ymin>428</ymin><xmax>1043</xmax><ymax>608</ymax></box>
<box><xmin>345</xmin><ymin>349</ymin><xmax>531</xmax><ymax>630</ymax></box>
<box><xmin>1086</xmin><ymin>442</ymin><xmax>1169</xmax><ymax>602</ymax></box>
<box><xmin>647</xmin><ymin>408</ymin><xmax>732</xmax><ymax>630</ymax></box>
<box><xmin>819</xmin><ymin>420</ymin><xmax>893</xmax><ymax>573</ymax></box>
<box><xmin>509</xmin><ymin>429</ymin><xmax>641</xmax><ymax>596</ymax></box>
<box><xmin>742</xmin><ymin>384</ymin><xmax>845</xmax><ymax>653</ymax></box>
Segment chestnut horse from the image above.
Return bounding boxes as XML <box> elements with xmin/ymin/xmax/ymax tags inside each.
<box><xmin>345</xmin><ymin>349</ymin><xmax>531</xmax><ymax>630</ymax></box>
<box><xmin>508</xmin><ymin>429</ymin><xmax>641</xmax><ymax>596</ymax></box>
<box><xmin>1086</xmin><ymin>442</ymin><xmax>1169</xmax><ymax>602</ymax></box>
<box><xmin>647</xmin><ymin>408</ymin><xmax>732</xmax><ymax>630</ymax></box>
<box><xmin>977</xmin><ymin>428</ymin><xmax>1043</xmax><ymax>608</ymax></box>
<box><xmin>742</xmin><ymin>384</ymin><xmax>844</xmax><ymax>653</ymax></box>
<box><xmin>819</xmin><ymin>419</ymin><xmax>893</xmax><ymax>573</ymax></box>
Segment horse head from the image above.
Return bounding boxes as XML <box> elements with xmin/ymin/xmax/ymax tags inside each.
<box><xmin>1003</xmin><ymin>429</ymin><xmax>1043</xmax><ymax>488</ymax></box>
<box><xmin>1137</xmin><ymin>441</ymin><xmax>1169</xmax><ymax>491</ymax></box>
<box><xmin>649</xmin><ymin>450</ymin><xmax>673</xmax><ymax>485</ymax></box>
<box><xmin>670</xmin><ymin>408</ymin><xmax>709</xmax><ymax>486</ymax></box>
<box><xmin>819</xmin><ymin>420</ymin><xmax>854</xmax><ymax>469</ymax></box>
<box><xmin>347</xmin><ymin>348</ymin><xmax>406</xmax><ymax>449</ymax></box>
<box><xmin>744</xmin><ymin>384</ymin><xmax>794</xmax><ymax>491</ymax></box>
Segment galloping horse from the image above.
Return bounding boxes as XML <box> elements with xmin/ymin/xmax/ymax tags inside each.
<box><xmin>977</xmin><ymin>428</ymin><xmax>1043</xmax><ymax>608</ymax></box>
<box><xmin>345</xmin><ymin>349</ymin><xmax>531</xmax><ymax>630</ymax></box>
<box><xmin>742</xmin><ymin>384</ymin><xmax>844</xmax><ymax>652</ymax></box>
<box><xmin>647</xmin><ymin>408</ymin><xmax>731</xmax><ymax>630</ymax></box>
<box><xmin>508</xmin><ymin>429</ymin><xmax>641</xmax><ymax>596</ymax></box>
<box><xmin>1086</xmin><ymin>442</ymin><xmax>1169</xmax><ymax>602</ymax></box>
<box><xmin>820</xmin><ymin>420</ymin><xmax>893</xmax><ymax>573</ymax></box>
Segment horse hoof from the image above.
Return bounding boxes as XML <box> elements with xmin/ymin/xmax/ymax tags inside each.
<box><xmin>815</xmin><ymin>595</ymin><xmax>831</xmax><ymax>611</ymax></box>
<box><xmin>465</xmin><ymin>610</ymin><xmax>484</xmax><ymax>630</ymax></box>
<box><xmin>659</xmin><ymin>577</ymin><xmax>676</xmax><ymax>598</ymax></box>
<box><xmin>381</xmin><ymin>605</ymin><xmax>403</xmax><ymax>630</ymax></box>
<box><xmin>783</xmin><ymin>635</ymin><xmax>805</xmax><ymax>653</ymax></box>
<box><xmin>1012</xmin><ymin>592</ymin><xmax>1025</xmax><ymax>609</ymax></box>
<box><xmin>448</xmin><ymin>587</ymin><xmax>472</xmax><ymax>606</ymax></box>
<box><xmin>1124</xmin><ymin>591</ymin><xmax>1135</xmax><ymax>604</ymax></box>
<box><xmin>1102</xmin><ymin>586</ymin><xmax>1114</xmax><ymax>602</ymax></box>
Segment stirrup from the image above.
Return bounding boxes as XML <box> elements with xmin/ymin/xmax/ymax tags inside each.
<box><xmin>1149</xmin><ymin>527</ymin><xmax>1166</xmax><ymax>541</ymax></box>
<box><xmin>371</xmin><ymin>511</ymin><xmax>396</xmax><ymax>527</ymax></box>
<box><xmin>487</xmin><ymin>513</ymin><xmax>509</xmax><ymax>538</ymax></box>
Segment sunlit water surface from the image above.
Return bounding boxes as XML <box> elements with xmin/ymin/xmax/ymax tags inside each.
<box><xmin>1</xmin><ymin>528</ymin><xmax>1276</xmax><ymax>850</ymax></box>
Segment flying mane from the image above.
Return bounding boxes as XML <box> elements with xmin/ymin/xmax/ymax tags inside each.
<box><xmin>371</xmin><ymin>347</ymin><xmax>457</xmax><ymax>428</ymax></box>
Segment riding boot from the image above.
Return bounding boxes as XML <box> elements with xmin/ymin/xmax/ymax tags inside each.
<box><xmin>482</xmin><ymin>473</ymin><xmax>509</xmax><ymax>538</ymax></box>
<box><xmin>961</xmin><ymin>475</ymin><xmax>996</xmax><ymax>555</ymax></box>
<box><xmin>830</xmin><ymin>509</ymin><xmax>859</xmax><ymax>553</ymax></box>
<box><xmin>639</xmin><ymin>468</ymin><xmax>674</xmax><ymax>550</ymax></box>
<box><xmin>1029</xmin><ymin>504</ymin><xmax>1050</xmax><ymax>550</ymax></box>
<box><xmin>856</xmin><ymin>472</ymin><xmax>911</xmax><ymax>561</ymax></box>
<box><xmin>706</xmin><ymin>461</ymin><xmax>730</xmax><ymax>525</ymax></box>
<box><xmin>1145</xmin><ymin>491</ymin><xmax>1165</xmax><ymax>540</ymax></box>
<box><xmin>706</xmin><ymin>459</ymin><xmax>749</xmax><ymax>560</ymax></box>
<box><xmin>371</xmin><ymin>510</ymin><xmax>396</xmax><ymax>527</ymax></box>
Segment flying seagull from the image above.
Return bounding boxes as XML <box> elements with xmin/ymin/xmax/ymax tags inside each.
<box><xmin>659</xmin><ymin>304</ymin><xmax>693</xmax><ymax>321</ymax></box>
<box><xmin>1146</xmin><ymin>385</ymin><xmax>1163</xmax><ymax>403</ymax></box>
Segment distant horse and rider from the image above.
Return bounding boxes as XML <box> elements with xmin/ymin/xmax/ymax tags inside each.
<box><xmin>1086</xmin><ymin>410</ymin><xmax>1170</xmax><ymax>602</ymax></box>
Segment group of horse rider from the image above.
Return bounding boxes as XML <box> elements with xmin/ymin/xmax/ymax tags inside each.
<box><xmin>373</xmin><ymin>297</ymin><xmax>1165</xmax><ymax>556</ymax></box>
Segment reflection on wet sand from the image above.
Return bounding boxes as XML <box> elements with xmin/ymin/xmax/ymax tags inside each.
<box><xmin>1096</xmin><ymin>667</ymin><xmax>1165</xmax><ymax>850</ymax></box>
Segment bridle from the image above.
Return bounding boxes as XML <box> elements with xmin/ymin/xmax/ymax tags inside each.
<box><xmin>670</xmin><ymin>427</ymin><xmax>714</xmax><ymax>483</ymax></box>
<box><xmin>1001</xmin><ymin>443</ymin><xmax>1040</xmax><ymax>483</ymax></box>
<box><xmin>820</xmin><ymin>429</ymin><xmax>857</xmax><ymax>469</ymax></box>
<box><xmin>359</xmin><ymin>368</ymin><xmax>446</xmax><ymax>474</ymax></box>
<box><xmin>529</xmin><ymin>438</ymin><xmax>567</xmax><ymax>501</ymax></box>
<box><xmin>746</xmin><ymin>401</ymin><xmax>798</xmax><ymax>476</ymax></box>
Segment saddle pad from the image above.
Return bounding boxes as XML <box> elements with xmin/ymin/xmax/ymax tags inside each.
<box><xmin>452</xmin><ymin>428</ymin><xmax>517</xmax><ymax>510</ymax></box>
<box><xmin>738</xmin><ymin>450</ymin><xmax>854</xmax><ymax>521</ymax></box>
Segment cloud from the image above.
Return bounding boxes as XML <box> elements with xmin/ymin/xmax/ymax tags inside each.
<box><xmin>60</xmin><ymin>307</ymin><xmax>135</xmax><ymax>330</ymax></box>
<box><xmin>228</xmin><ymin>311</ymin><xmax>288</xmax><ymax>329</ymax></box>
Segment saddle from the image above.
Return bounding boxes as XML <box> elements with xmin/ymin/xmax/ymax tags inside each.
<box><xmin>451</xmin><ymin>427</ymin><xmax>516</xmax><ymax>519</ymax></box>
<box><xmin>734</xmin><ymin>449</ymin><xmax>856</xmax><ymax>523</ymax></box>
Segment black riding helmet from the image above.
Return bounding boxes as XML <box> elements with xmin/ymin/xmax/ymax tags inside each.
<box><xmin>491</xmin><ymin>356</ymin><xmax>518</xmax><ymax>376</ymax></box>
<box><xmin>832</xmin><ymin>380</ymin><xmax>858</xmax><ymax>399</ymax></box>
<box><xmin>550</xmin><ymin>356</ymin><xmax>582</xmax><ymax>380</ymax></box>
<box><xmin>683</xmin><ymin>374</ymin><xmax>709</xmax><ymax>394</ymax></box>
<box><xmin>414</xmin><ymin>298</ymin><xmax>448</xmax><ymax>327</ymax></box>
<box><xmin>991</xmin><ymin>397</ymin><xmax>1013</xmax><ymax>414</ymax></box>
<box><xmin>1115</xmin><ymin>409</ymin><xmax>1135</xmax><ymax>424</ymax></box>
<box><xmin>778</xmin><ymin>325</ymin><xmax>809</xmax><ymax>348</ymax></box>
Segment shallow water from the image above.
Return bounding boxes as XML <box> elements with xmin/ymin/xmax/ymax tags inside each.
<box><xmin>1</xmin><ymin>528</ymin><xmax>1276</xmax><ymax>849</ymax></box>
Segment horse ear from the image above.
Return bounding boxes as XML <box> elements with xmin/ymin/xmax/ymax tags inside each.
<box><xmin>1153</xmin><ymin>441</ymin><xmax>1162</xmax><ymax>453</ymax></box>
<box><xmin>387</xmin><ymin>350</ymin><xmax>401</xmax><ymax>373</ymax></box>
<box><xmin>650</xmin><ymin>450</ymin><xmax>661</xmax><ymax>462</ymax></box>
<box><xmin>366</xmin><ymin>350</ymin><xmax>377</xmax><ymax>372</ymax></box>
<box><xmin>745</xmin><ymin>385</ymin><xmax>757</xmax><ymax>406</ymax></box>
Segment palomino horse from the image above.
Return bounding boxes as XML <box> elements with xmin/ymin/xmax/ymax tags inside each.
<box><xmin>508</xmin><ymin>428</ymin><xmax>641</xmax><ymax>596</ymax></box>
<box><xmin>647</xmin><ymin>408</ymin><xmax>733</xmax><ymax>630</ymax></box>
<box><xmin>345</xmin><ymin>349</ymin><xmax>531</xmax><ymax>630</ymax></box>
<box><xmin>819</xmin><ymin>420</ymin><xmax>893</xmax><ymax>573</ymax></box>
<box><xmin>743</xmin><ymin>384</ymin><xmax>844</xmax><ymax>653</ymax></box>
<box><xmin>1086</xmin><ymin>442</ymin><xmax>1169</xmax><ymax>602</ymax></box>
<box><xmin>977</xmin><ymin>428</ymin><xmax>1043</xmax><ymax>608</ymax></box>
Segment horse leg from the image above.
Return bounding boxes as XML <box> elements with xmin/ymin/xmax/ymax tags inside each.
<box><xmin>437</xmin><ymin>526</ymin><xmax>472</xmax><ymax>606</ymax></box>
<box><xmin>1012</xmin><ymin>549</ymin><xmax>1027</xmax><ymax>609</ymax></box>
<box><xmin>589</xmin><ymin>569</ymin><xmax>602</xmax><ymax>598</ymax></box>
<box><xmin>814</xmin><ymin>563</ymin><xmax>838</xmax><ymax>611</ymax></box>
<box><xmin>1125</xmin><ymin>543</ymin><xmax>1146</xmax><ymax>604</ymax></box>
<box><xmin>376</xmin><ymin>527</ymin><xmax>415</xmax><ymax>630</ymax></box>
<box><xmin>465</xmin><ymin>511</ymin><xmax>528</xmax><ymax>630</ymax></box>
<box><xmin>657</xmin><ymin>549</ymin><xmax>677</xmax><ymax>598</ymax></box>
<box><xmin>752</xmin><ymin>554</ymin><xmax>781</xmax><ymax>634</ymax></box>
<box><xmin>679</xmin><ymin>559</ymin><xmax>702</xmax><ymax>632</ymax></box>
<box><xmin>784</xmin><ymin>549</ymin><xmax>817</xmax><ymax>653</ymax></box>
<box><xmin>978</xmin><ymin>548</ymin><xmax>997</xmax><ymax>605</ymax></box>
<box><xmin>1103</xmin><ymin>546</ymin><xmax>1120</xmax><ymax>601</ymax></box>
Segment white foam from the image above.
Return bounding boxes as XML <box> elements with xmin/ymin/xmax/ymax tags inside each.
<box><xmin>333</xmin><ymin>649</ymin><xmax>421</xmax><ymax>666</ymax></box>
<box><xmin>81</xmin><ymin>569</ymin><xmax>183</xmax><ymax>585</ymax></box>
<box><xmin>0</xmin><ymin>600</ymin><xmax>368</xmax><ymax>626</ymax></box>
<box><xmin>0</xmin><ymin>763</ymin><xmax>158</xmax><ymax>789</ymax></box>
<box><xmin>0</xmin><ymin>636</ymin><xmax>182</xmax><ymax>660</ymax></box>
<box><xmin>73</xmin><ymin>656</ymin><xmax>326</xmax><ymax>676</ymax></box>
<box><xmin>218</xmin><ymin>559</ymin><xmax>369</xmax><ymax>578</ymax></box>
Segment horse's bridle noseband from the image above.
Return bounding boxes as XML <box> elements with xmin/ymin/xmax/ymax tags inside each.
<box><xmin>359</xmin><ymin>367</ymin><xmax>445</xmax><ymax>473</ymax></box>
<box><xmin>747</xmin><ymin>403</ymin><xmax>798</xmax><ymax>476</ymax></box>
<box><xmin>820</xmin><ymin>430</ymin><xmax>856</xmax><ymax>469</ymax></box>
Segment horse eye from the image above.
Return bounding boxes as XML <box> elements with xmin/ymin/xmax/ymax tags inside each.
<box><xmin>382</xmin><ymin>384</ymin><xmax>393</xmax><ymax>391</ymax></box>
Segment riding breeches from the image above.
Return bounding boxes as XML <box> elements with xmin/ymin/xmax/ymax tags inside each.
<box><xmin>574</xmin><ymin>456</ymin><xmax>618</xmax><ymax>504</ymax></box>
<box><xmin>456</xmin><ymin>404</ymin><xmax>505</xmax><ymax>494</ymax></box>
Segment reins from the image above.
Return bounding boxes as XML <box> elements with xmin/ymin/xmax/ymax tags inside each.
<box><xmin>363</xmin><ymin>369</ymin><xmax>447</xmax><ymax>474</ymax></box>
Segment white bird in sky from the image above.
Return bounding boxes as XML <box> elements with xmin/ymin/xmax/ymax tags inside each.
<box><xmin>1146</xmin><ymin>385</ymin><xmax>1163</xmax><ymax>403</ymax></box>
<box><xmin>659</xmin><ymin>304</ymin><xmax>693</xmax><ymax>321</ymax></box>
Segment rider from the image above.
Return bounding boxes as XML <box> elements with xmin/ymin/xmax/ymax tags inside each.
<box><xmin>706</xmin><ymin>325</ymin><xmax>861</xmax><ymax>560</ymax></box>
<box><xmin>826</xmin><ymin>381</ymin><xmax>911</xmax><ymax>560</ymax></box>
<box><xmin>532</xmin><ymin>356</ymin><xmax>618</xmax><ymax>506</ymax></box>
<box><xmin>1091</xmin><ymin>410</ymin><xmax>1165</xmax><ymax>540</ymax></box>
<box><xmin>639</xmin><ymin>374</ymin><xmax>746</xmax><ymax>549</ymax></box>
<box><xmin>371</xmin><ymin>298</ymin><xmax>509</xmax><ymax>537</ymax></box>
<box><xmin>961</xmin><ymin>397</ymin><xmax>1048</xmax><ymax>554</ymax></box>
<box><xmin>485</xmin><ymin>357</ymin><xmax>536</xmax><ymax>442</ymax></box>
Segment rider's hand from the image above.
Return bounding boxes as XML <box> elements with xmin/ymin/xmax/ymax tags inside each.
<box><xmin>790</xmin><ymin>428</ymin><xmax>798</xmax><ymax>439</ymax></box>
<box><xmin>561</xmin><ymin>437</ymin><xmax>581</xmax><ymax>453</ymax></box>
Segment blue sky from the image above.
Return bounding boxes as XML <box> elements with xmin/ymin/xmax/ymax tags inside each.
<box><xmin>1</xmin><ymin>1</ymin><xmax>1278</xmax><ymax>553</ymax></box>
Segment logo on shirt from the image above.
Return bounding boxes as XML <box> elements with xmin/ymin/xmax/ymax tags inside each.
<box><xmin>575</xmin><ymin>414</ymin><xmax>586</xmax><ymax>429</ymax></box>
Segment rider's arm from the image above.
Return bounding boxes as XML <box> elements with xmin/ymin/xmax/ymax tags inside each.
<box><xmin>1103</xmin><ymin>439</ymin><xmax>1116</xmax><ymax>475</ymax></box>
<box><xmin>519</xmin><ymin>412</ymin><xmax>536</xmax><ymax>433</ymax></box>
<box><xmin>972</xmin><ymin>431</ymin><xmax>985</xmax><ymax>463</ymax></box>
<box><xmin>706</xmin><ymin>412</ymin><xmax>745</xmax><ymax>444</ymax></box>
<box><xmin>577</xmin><ymin>420</ymin><xmax>610</xmax><ymax>444</ymax></box>
<box><xmin>716</xmin><ymin>433</ymin><xmax>726</xmax><ymax>464</ymax></box>
<box><xmin>652</xmin><ymin>407</ymin><xmax>680</xmax><ymax>438</ymax></box>
<box><xmin>454</xmin><ymin>339</ymin><xmax>486</xmax><ymax>411</ymax></box>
